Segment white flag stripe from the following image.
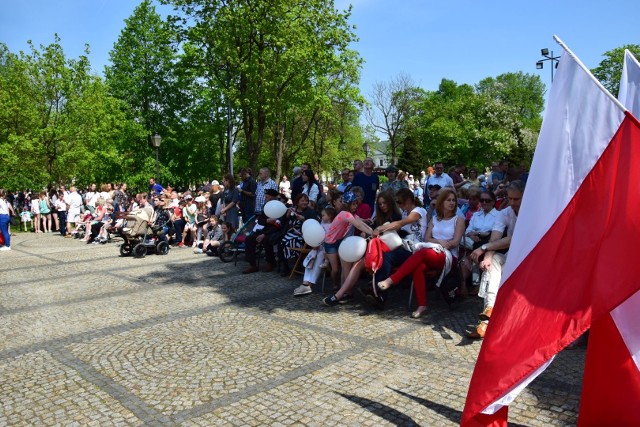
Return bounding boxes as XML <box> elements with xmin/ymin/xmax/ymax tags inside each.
<box><xmin>480</xmin><ymin>37</ymin><xmax>626</xmax><ymax>416</ymax></box>
<box><xmin>611</xmin><ymin>290</ymin><xmax>640</xmax><ymax>371</ymax></box>
<box><xmin>553</xmin><ymin>36</ymin><xmax>627</xmax><ymax>112</ymax></box>
<box><xmin>618</xmin><ymin>50</ymin><xmax>640</xmax><ymax>114</ymax></box>
<box><xmin>481</xmin><ymin>358</ymin><xmax>554</xmax><ymax>414</ymax></box>
<box><xmin>614</xmin><ymin>49</ymin><xmax>640</xmax><ymax>373</ymax></box>
<box><xmin>500</xmin><ymin>39</ymin><xmax>626</xmax><ymax>287</ymax></box>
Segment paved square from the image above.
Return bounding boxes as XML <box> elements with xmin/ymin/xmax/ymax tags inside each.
<box><xmin>0</xmin><ymin>233</ymin><xmax>584</xmax><ymax>426</ymax></box>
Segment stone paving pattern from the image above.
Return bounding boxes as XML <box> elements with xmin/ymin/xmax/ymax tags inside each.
<box><xmin>0</xmin><ymin>233</ymin><xmax>585</xmax><ymax>426</ymax></box>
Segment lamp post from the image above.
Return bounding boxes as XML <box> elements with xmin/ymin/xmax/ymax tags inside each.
<box><xmin>536</xmin><ymin>48</ymin><xmax>561</xmax><ymax>83</ymax></box>
<box><xmin>151</xmin><ymin>133</ymin><xmax>161</xmax><ymax>181</ymax></box>
<box><xmin>363</xmin><ymin>141</ymin><xmax>370</xmax><ymax>158</ymax></box>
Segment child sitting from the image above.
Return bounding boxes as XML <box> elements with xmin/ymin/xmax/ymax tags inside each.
<box><xmin>194</xmin><ymin>215</ymin><xmax>225</xmax><ymax>255</ymax></box>
<box><xmin>71</xmin><ymin>211</ymin><xmax>93</xmax><ymax>238</ymax></box>
<box><xmin>293</xmin><ymin>207</ymin><xmax>336</xmax><ymax>296</ymax></box>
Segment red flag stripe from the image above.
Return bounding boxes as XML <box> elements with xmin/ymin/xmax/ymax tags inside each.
<box><xmin>578</xmin><ymin>313</ymin><xmax>640</xmax><ymax>426</ymax></box>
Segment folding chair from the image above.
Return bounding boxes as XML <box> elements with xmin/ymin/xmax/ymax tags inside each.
<box><xmin>287</xmin><ymin>243</ymin><xmax>313</xmax><ymax>280</ymax></box>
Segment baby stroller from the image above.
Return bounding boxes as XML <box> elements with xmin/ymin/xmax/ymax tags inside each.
<box><xmin>119</xmin><ymin>209</ymin><xmax>170</xmax><ymax>258</ymax></box>
<box><xmin>218</xmin><ymin>215</ymin><xmax>260</xmax><ymax>264</ymax></box>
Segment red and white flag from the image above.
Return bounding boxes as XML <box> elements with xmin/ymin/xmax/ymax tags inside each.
<box><xmin>619</xmin><ymin>49</ymin><xmax>640</xmax><ymax>113</ymax></box>
<box><xmin>462</xmin><ymin>36</ymin><xmax>640</xmax><ymax>426</ymax></box>
<box><xmin>579</xmin><ymin>47</ymin><xmax>640</xmax><ymax>425</ymax></box>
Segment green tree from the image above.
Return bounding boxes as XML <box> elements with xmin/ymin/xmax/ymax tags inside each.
<box><xmin>397</xmin><ymin>135</ymin><xmax>426</xmax><ymax>176</ymax></box>
<box><xmin>0</xmin><ymin>37</ymin><xmax>138</xmax><ymax>189</ymax></box>
<box><xmin>166</xmin><ymin>0</ymin><xmax>363</xmax><ymax>176</ymax></box>
<box><xmin>409</xmin><ymin>79</ymin><xmax>519</xmax><ymax>169</ymax></box>
<box><xmin>475</xmin><ymin>71</ymin><xmax>545</xmax><ymax>165</ymax></box>
<box><xmin>106</xmin><ymin>0</ymin><xmax>189</xmax><ymax>187</ymax></box>
<box><xmin>592</xmin><ymin>44</ymin><xmax>640</xmax><ymax>96</ymax></box>
<box><xmin>475</xmin><ymin>72</ymin><xmax>545</xmax><ymax>129</ymax></box>
<box><xmin>105</xmin><ymin>0</ymin><xmax>176</xmax><ymax>135</ymax></box>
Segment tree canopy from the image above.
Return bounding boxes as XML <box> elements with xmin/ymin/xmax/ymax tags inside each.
<box><xmin>3</xmin><ymin>3</ymin><xmax>636</xmax><ymax>190</ymax></box>
<box><xmin>592</xmin><ymin>44</ymin><xmax>640</xmax><ymax>96</ymax></box>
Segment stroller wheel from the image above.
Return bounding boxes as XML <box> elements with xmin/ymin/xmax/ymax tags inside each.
<box><xmin>218</xmin><ymin>241</ymin><xmax>235</xmax><ymax>263</ymax></box>
<box><xmin>120</xmin><ymin>243</ymin><xmax>133</xmax><ymax>256</ymax></box>
<box><xmin>156</xmin><ymin>241</ymin><xmax>169</xmax><ymax>255</ymax></box>
<box><xmin>133</xmin><ymin>243</ymin><xmax>146</xmax><ymax>258</ymax></box>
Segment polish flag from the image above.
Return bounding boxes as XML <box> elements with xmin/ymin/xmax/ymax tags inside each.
<box><xmin>461</xmin><ymin>37</ymin><xmax>640</xmax><ymax>426</ymax></box>
<box><xmin>579</xmin><ymin>47</ymin><xmax>640</xmax><ymax>425</ymax></box>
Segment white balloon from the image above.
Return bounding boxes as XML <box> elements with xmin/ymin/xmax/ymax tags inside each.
<box><xmin>379</xmin><ymin>230</ymin><xmax>402</xmax><ymax>250</ymax></box>
<box><xmin>302</xmin><ymin>218</ymin><xmax>319</xmax><ymax>235</ymax></box>
<box><xmin>302</xmin><ymin>221</ymin><xmax>325</xmax><ymax>247</ymax></box>
<box><xmin>338</xmin><ymin>236</ymin><xmax>367</xmax><ymax>262</ymax></box>
<box><xmin>264</xmin><ymin>200</ymin><xmax>287</xmax><ymax>219</ymax></box>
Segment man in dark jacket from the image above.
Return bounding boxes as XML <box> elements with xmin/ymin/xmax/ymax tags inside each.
<box><xmin>238</xmin><ymin>168</ymin><xmax>257</xmax><ymax>223</ymax></box>
<box><xmin>243</xmin><ymin>189</ymin><xmax>285</xmax><ymax>274</ymax></box>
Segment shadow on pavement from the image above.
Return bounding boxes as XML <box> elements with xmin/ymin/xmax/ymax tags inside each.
<box><xmin>387</xmin><ymin>387</ymin><xmax>531</xmax><ymax>427</ymax></box>
<box><xmin>338</xmin><ymin>392</ymin><xmax>419</xmax><ymax>426</ymax></box>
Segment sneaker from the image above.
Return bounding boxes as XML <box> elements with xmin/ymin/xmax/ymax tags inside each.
<box><xmin>193</xmin><ymin>248</ymin><xmax>203</xmax><ymax>254</ymax></box>
<box><xmin>322</xmin><ymin>295</ymin><xmax>340</xmax><ymax>306</ymax></box>
<box><xmin>293</xmin><ymin>285</ymin><xmax>312</xmax><ymax>296</ymax></box>
<box><xmin>0</xmin><ymin>246</ymin><xmax>11</xmax><ymax>251</ymax></box>
<box><xmin>178</xmin><ymin>242</ymin><xmax>185</xmax><ymax>248</ymax></box>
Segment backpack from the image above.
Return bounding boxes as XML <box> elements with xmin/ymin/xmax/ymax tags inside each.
<box><xmin>364</xmin><ymin>237</ymin><xmax>390</xmax><ymax>274</ymax></box>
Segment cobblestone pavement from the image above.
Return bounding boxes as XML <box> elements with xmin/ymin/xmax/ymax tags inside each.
<box><xmin>0</xmin><ymin>233</ymin><xmax>585</xmax><ymax>426</ymax></box>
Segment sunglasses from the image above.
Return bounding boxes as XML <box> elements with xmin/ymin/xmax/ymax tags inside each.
<box><xmin>479</xmin><ymin>198</ymin><xmax>493</xmax><ymax>203</ymax></box>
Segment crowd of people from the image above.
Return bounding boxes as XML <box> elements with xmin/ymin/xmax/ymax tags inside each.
<box><xmin>0</xmin><ymin>158</ymin><xmax>525</xmax><ymax>339</ymax></box>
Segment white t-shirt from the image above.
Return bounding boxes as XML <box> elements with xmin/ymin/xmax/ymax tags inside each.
<box><xmin>67</xmin><ymin>191</ymin><xmax>84</xmax><ymax>219</ymax></box>
<box><xmin>31</xmin><ymin>199</ymin><xmax>40</xmax><ymax>214</ymax></box>
<box><xmin>402</xmin><ymin>206</ymin><xmax>428</xmax><ymax>243</ymax></box>
<box><xmin>0</xmin><ymin>198</ymin><xmax>10</xmax><ymax>215</ymax></box>
<box><xmin>85</xmin><ymin>191</ymin><xmax>96</xmax><ymax>207</ymax></box>
<box><xmin>54</xmin><ymin>199</ymin><xmax>67</xmax><ymax>212</ymax></box>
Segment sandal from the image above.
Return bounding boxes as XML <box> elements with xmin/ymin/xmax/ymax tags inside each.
<box><xmin>411</xmin><ymin>306</ymin><xmax>427</xmax><ymax>318</ymax></box>
<box><xmin>377</xmin><ymin>278</ymin><xmax>394</xmax><ymax>291</ymax></box>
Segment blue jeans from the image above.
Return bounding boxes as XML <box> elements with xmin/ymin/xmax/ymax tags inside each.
<box><xmin>374</xmin><ymin>246</ymin><xmax>413</xmax><ymax>283</ymax></box>
<box><xmin>57</xmin><ymin>211</ymin><xmax>67</xmax><ymax>236</ymax></box>
<box><xmin>0</xmin><ymin>214</ymin><xmax>10</xmax><ymax>247</ymax></box>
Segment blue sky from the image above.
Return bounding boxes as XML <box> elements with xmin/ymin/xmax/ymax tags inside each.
<box><xmin>1</xmin><ymin>0</ymin><xmax>637</xmax><ymax>96</ymax></box>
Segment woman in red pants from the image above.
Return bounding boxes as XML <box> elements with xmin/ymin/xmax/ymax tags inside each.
<box><xmin>377</xmin><ymin>188</ymin><xmax>465</xmax><ymax>318</ymax></box>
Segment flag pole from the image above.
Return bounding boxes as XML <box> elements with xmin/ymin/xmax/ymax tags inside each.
<box><xmin>553</xmin><ymin>35</ymin><xmax>627</xmax><ymax>112</ymax></box>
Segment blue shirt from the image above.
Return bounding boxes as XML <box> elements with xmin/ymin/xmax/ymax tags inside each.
<box><xmin>352</xmin><ymin>172</ymin><xmax>379</xmax><ymax>211</ymax></box>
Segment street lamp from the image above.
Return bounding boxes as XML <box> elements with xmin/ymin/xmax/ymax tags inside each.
<box><xmin>363</xmin><ymin>141</ymin><xmax>370</xmax><ymax>158</ymax></box>
<box><xmin>151</xmin><ymin>133</ymin><xmax>161</xmax><ymax>181</ymax></box>
<box><xmin>536</xmin><ymin>48</ymin><xmax>560</xmax><ymax>83</ymax></box>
